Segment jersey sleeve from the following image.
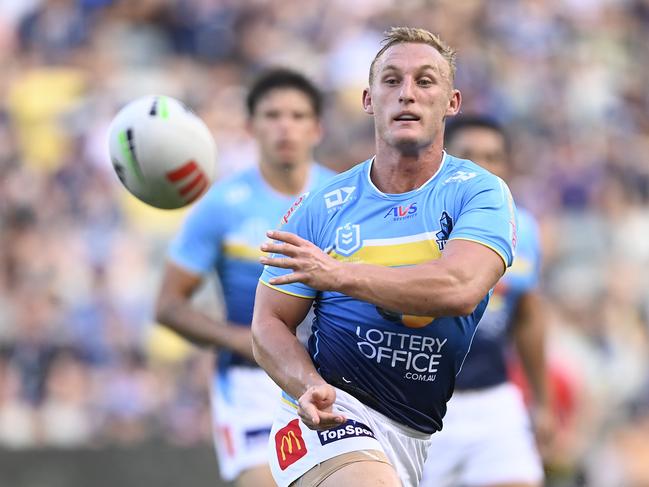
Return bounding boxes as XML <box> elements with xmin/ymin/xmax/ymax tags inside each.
<box><xmin>449</xmin><ymin>175</ymin><xmax>517</xmax><ymax>268</ymax></box>
<box><xmin>508</xmin><ymin>209</ymin><xmax>541</xmax><ymax>291</ymax></box>
<box><xmin>167</xmin><ymin>192</ymin><xmax>225</xmax><ymax>275</ymax></box>
<box><xmin>259</xmin><ymin>193</ymin><xmax>319</xmax><ymax>299</ymax></box>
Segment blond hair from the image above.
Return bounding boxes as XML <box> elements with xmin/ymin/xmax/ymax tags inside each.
<box><xmin>369</xmin><ymin>27</ymin><xmax>457</xmax><ymax>85</ymax></box>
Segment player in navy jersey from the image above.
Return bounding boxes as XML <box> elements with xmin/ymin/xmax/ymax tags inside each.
<box><xmin>421</xmin><ymin>116</ymin><xmax>554</xmax><ymax>487</ymax></box>
<box><xmin>155</xmin><ymin>68</ymin><xmax>335</xmax><ymax>487</ymax></box>
<box><xmin>252</xmin><ymin>28</ymin><xmax>518</xmax><ymax>487</ymax></box>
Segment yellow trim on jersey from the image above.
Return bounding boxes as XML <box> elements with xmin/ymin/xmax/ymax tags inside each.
<box><xmin>258</xmin><ymin>278</ymin><xmax>314</xmax><ymax>299</ymax></box>
<box><xmin>281</xmin><ymin>396</ymin><xmax>299</xmax><ymax>410</ymax></box>
<box><xmin>223</xmin><ymin>242</ymin><xmax>264</xmax><ymax>261</ymax></box>
<box><xmin>448</xmin><ymin>237</ymin><xmax>508</xmax><ymax>269</ymax></box>
<box><xmin>330</xmin><ymin>239</ymin><xmax>442</xmax><ymax>266</ymax></box>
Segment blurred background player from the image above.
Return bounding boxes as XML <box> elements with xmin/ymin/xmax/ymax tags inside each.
<box><xmin>155</xmin><ymin>67</ymin><xmax>335</xmax><ymax>487</ymax></box>
<box><xmin>421</xmin><ymin>115</ymin><xmax>553</xmax><ymax>487</ymax></box>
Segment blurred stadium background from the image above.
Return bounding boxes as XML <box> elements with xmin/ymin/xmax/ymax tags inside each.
<box><xmin>1</xmin><ymin>0</ymin><xmax>649</xmax><ymax>485</ymax></box>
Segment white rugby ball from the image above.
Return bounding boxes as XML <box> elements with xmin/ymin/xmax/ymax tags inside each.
<box><xmin>107</xmin><ymin>95</ymin><xmax>217</xmax><ymax>209</ymax></box>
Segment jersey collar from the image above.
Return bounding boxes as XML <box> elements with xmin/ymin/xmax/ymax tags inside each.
<box><xmin>365</xmin><ymin>151</ymin><xmax>448</xmax><ymax>198</ymax></box>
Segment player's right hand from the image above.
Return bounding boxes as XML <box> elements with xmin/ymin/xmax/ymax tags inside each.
<box><xmin>298</xmin><ymin>384</ymin><xmax>346</xmax><ymax>430</ymax></box>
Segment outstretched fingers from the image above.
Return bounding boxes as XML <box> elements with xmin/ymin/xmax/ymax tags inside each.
<box><xmin>266</xmin><ymin>230</ymin><xmax>308</xmax><ymax>246</ymax></box>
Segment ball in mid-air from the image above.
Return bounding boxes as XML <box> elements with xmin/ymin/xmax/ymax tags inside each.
<box><xmin>107</xmin><ymin>95</ymin><xmax>217</xmax><ymax>209</ymax></box>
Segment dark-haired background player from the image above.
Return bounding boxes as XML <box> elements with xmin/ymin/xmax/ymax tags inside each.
<box><xmin>421</xmin><ymin>115</ymin><xmax>553</xmax><ymax>487</ymax></box>
<box><xmin>155</xmin><ymin>68</ymin><xmax>335</xmax><ymax>487</ymax></box>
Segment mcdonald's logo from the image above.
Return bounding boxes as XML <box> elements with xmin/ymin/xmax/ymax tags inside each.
<box><xmin>274</xmin><ymin>419</ymin><xmax>307</xmax><ymax>470</ymax></box>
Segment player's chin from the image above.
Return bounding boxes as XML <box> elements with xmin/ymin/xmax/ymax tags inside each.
<box><xmin>392</xmin><ymin>136</ymin><xmax>426</xmax><ymax>156</ymax></box>
<box><xmin>273</xmin><ymin>149</ymin><xmax>303</xmax><ymax>167</ymax></box>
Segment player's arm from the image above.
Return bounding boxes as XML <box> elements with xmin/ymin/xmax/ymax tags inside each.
<box><xmin>155</xmin><ymin>261</ymin><xmax>255</xmax><ymax>361</ymax></box>
<box><xmin>511</xmin><ymin>289</ymin><xmax>555</xmax><ymax>449</ymax></box>
<box><xmin>261</xmin><ymin>234</ymin><xmax>505</xmax><ymax>317</ymax></box>
<box><xmin>251</xmin><ymin>283</ymin><xmax>346</xmax><ymax>429</ymax></box>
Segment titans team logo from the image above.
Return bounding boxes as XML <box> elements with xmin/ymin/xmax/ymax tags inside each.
<box><xmin>435</xmin><ymin>211</ymin><xmax>454</xmax><ymax>251</ymax></box>
<box><xmin>335</xmin><ymin>223</ymin><xmax>361</xmax><ymax>256</ymax></box>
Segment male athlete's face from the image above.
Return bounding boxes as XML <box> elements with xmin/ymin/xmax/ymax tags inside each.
<box><xmin>363</xmin><ymin>42</ymin><xmax>460</xmax><ymax>154</ymax></box>
<box><xmin>447</xmin><ymin>127</ymin><xmax>509</xmax><ymax>180</ymax></box>
<box><xmin>249</xmin><ymin>88</ymin><xmax>322</xmax><ymax>169</ymax></box>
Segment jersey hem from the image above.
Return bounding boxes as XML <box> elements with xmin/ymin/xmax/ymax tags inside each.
<box><xmin>258</xmin><ymin>278</ymin><xmax>315</xmax><ymax>299</ymax></box>
<box><xmin>448</xmin><ymin>237</ymin><xmax>509</xmax><ymax>269</ymax></box>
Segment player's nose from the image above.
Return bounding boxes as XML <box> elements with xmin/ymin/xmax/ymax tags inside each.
<box><xmin>398</xmin><ymin>77</ymin><xmax>416</xmax><ymax>104</ymax></box>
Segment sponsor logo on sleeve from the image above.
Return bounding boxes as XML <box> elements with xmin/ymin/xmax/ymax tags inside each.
<box><xmin>275</xmin><ymin>419</ymin><xmax>307</xmax><ymax>470</ymax></box>
<box><xmin>317</xmin><ymin>420</ymin><xmax>376</xmax><ymax>446</ymax></box>
<box><xmin>281</xmin><ymin>192</ymin><xmax>310</xmax><ymax>225</ymax></box>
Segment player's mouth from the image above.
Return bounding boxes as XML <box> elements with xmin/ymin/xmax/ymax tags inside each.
<box><xmin>276</xmin><ymin>140</ymin><xmax>297</xmax><ymax>150</ymax></box>
<box><xmin>393</xmin><ymin>112</ymin><xmax>421</xmax><ymax>123</ymax></box>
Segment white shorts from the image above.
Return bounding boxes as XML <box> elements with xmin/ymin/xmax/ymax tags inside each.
<box><xmin>268</xmin><ymin>387</ymin><xmax>432</xmax><ymax>487</ymax></box>
<box><xmin>211</xmin><ymin>366</ymin><xmax>280</xmax><ymax>482</ymax></box>
<box><xmin>421</xmin><ymin>382</ymin><xmax>543</xmax><ymax>487</ymax></box>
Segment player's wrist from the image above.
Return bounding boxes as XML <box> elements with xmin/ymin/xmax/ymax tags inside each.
<box><xmin>333</xmin><ymin>261</ymin><xmax>360</xmax><ymax>295</ymax></box>
<box><xmin>299</xmin><ymin>373</ymin><xmax>328</xmax><ymax>396</ymax></box>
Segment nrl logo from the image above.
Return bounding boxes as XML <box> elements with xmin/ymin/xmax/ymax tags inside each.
<box><xmin>335</xmin><ymin>223</ymin><xmax>361</xmax><ymax>256</ymax></box>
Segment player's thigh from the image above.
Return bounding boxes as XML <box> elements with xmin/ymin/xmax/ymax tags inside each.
<box><xmin>236</xmin><ymin>464</ymin><xmax>277</xmax><ymax>487</ymax></box>
<box><xmin>292</xmin><ymin>450</ymin><xmax>401</xmax><ymax>487</ymax></box>
<box><xmin>321</xmin><ymin>460</ymin><xmax>401</xmax><ymax>487</ymax></box>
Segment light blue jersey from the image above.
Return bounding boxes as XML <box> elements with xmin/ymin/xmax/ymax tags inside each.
<box><xmin>455</xmin><ymin>208</ymin><xmax>540</xmax><ymax>390</ymax></box>
<box><xmin>260</xmin><ymin>153</ymin><xmax>517</xmax><ymax>434</ymax></box>
<box><xmin>168</xmin><ymin>164</ymin><xmax>336</xmax><ymax>371</ymax></box>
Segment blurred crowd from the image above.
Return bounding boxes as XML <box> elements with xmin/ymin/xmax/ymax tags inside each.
<box><xmin>0</xmin><ymin>0</ymin><xmax>648</xmax><ymax>485</ymax></box>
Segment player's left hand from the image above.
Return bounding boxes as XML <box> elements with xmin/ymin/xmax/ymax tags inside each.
<box><xmin>260</xmin><ymin>230</ymin><xmax>343</xmax><ymax>290</ymax></box>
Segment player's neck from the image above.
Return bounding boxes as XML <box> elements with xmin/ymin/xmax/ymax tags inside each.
<box><xmin>259</xmin><ymin>159</ymin><xmax>311</xmax><ymax>196</ymax></box>
<box><xmin>371</xmin><ymin>142</ymin><xmax>444</xmax><ymax>194</ymax></box>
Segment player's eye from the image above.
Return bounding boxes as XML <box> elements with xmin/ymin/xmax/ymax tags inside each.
<box><xmin>384</xmin><ymin>77</ymin><xmax>399</xmax><ymax>86</ymax></box>
<box><xmin>418</xmin><ymin>78</ymin><xmax>434</xmax><ymax>86</ymax></box>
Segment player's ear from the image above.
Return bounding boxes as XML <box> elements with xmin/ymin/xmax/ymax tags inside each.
<box><xmin>362</xmin><ymin>88</ymin><xmax>374</xmax><ymax>115</ymax></box>
<box><xmin>313</xmin><ymin>120</ymin><xmax>324</xmax><ymax>145</ymax></box>
<box><xmin>245</xmin><ymin>116</ymin><xmax>255</xmax><ymax>136</ymax></box>
<box><xmin>445</xmin><ymin>89</ymin><xmax>461</xmax><ymax>117</ymax></box>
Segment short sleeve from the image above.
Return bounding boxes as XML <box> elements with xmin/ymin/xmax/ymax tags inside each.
<box><xmin>449</xmin><ymin>176</ymin><xmax>517</xmax><ymax>268</ymax></box>
<box><xmin>507</xmin><ymin>209</ymin><xmax>541</xmax><ymax>291</ymax></box>
<box><xmin>259</xmin><ymin>193</ymin><xmax>318</xmax><ymax>299</ymax></box>
<box><xmin>167</xmin><ymin>192</ymin><xmax>225</xmax><ymax>275</ymax></box>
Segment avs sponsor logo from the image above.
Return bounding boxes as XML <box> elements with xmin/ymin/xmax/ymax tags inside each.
<box><xmin>435</xmin><ymin>211</ymin><xmax>453</xmax><ymax>251</ymax></box>
<box><xmin>444</xmin><ymin>170</ymin><xmax>477</xmax><ymax>184</ymax></box>
<box><xmin>318</xmin><ymin>420</ymin><xmax>375</xmax><ymax>446</ymax></box>
<box><xmin>384</xmin><ymin>202</ymin><xmax>417</xmax><ymax>221</ymax></box>
<box><xmin>335</xmin><ymin>223</ymin><xmax>361</xmax><ymax>256</ymax></box>
<box><xmin>324</xmin><ymin>186</ymin><xmax>356</xmax><ymax>210</ymax></box>
<box><xmin>281</xmin><ymin>192</ymin><xmax>309</xmax><ymax>225</ymax></box>
<box><xmin>274</xmin><ymin>419</ymin><xmax>307</xmax><ymax>470</ymax></box>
